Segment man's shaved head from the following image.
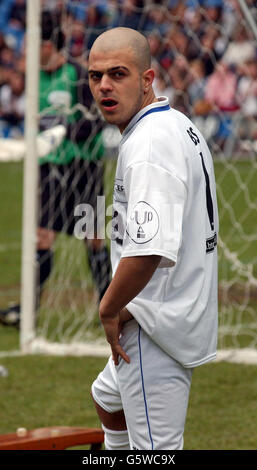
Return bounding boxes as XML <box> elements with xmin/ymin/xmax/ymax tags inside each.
<box><xmin>88</xmin><ymin>27</ymin><xmax>156</xmax><ymax>133</ymax></box>
<box><xmin>90</xmin><ymin>27</ymin><xmax>151</xmax><ymax>73</ymax></box>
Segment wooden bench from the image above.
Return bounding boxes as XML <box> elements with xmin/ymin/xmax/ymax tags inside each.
<box><xmin>0</xmin><ymin>426</ymin><xmax>104</xmax><ymax>450</ymax></box>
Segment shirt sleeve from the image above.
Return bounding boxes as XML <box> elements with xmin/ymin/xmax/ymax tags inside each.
<box><xmin>121</xmin><ymin>161</ymin><xmax>187</xmax><ymax>267</ymax></box>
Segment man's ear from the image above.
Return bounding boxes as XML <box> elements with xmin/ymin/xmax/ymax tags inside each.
<box><xmin>142</xmin><ymin>68</ymin><xmax>155</xmax><ymax>93</ymax></box>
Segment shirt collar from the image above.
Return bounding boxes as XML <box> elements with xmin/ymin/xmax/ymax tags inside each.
<box><xmin>121</xmin><ymin>96</ymin><xmax>170</xmax><ymax>140</ymax></box>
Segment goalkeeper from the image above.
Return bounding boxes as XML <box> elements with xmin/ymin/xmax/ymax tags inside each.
<box><xmin>0</xmin><ymin>11</ymin><xmax>111</xmax><ymax>327</ymax></box>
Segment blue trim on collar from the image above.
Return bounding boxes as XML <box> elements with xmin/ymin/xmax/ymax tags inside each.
<box><xmin>136</xmin><ymin>104</ymin><xmax>170</xmax><ymax>124</ymax></box>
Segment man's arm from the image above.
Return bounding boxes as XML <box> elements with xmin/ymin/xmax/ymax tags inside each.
<box><xmin>99</xmin><ymin>255</ymin><xmax>161</xmax><ymax>365</ymax></box>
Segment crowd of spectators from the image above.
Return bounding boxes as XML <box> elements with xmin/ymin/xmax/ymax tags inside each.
<box><xmin>0</xmin><ymin>0</ymin><xmax>256</xmax><ymax>150</ymax></box>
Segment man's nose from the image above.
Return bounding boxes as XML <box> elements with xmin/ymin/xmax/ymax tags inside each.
<box><xmin>100</xmin><ymin>75</ymin><xmax>113</xmax><ymax>93</ymax></box>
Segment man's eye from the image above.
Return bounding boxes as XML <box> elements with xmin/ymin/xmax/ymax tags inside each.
<box><xmin>113</xmin><ymin>72</ymin><xmax>125</xmax><ymax>78</ymax></box>
<box><xmin>90</xmin><ymin>74</ymin><xmax>101</xmax><ymax>81</ymax></box>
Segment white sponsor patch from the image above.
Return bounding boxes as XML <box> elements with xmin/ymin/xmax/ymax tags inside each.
<box><xmin>126</xmin><ymin>201</ymin><xmax>159</xmax><ymax>244</ymax></box>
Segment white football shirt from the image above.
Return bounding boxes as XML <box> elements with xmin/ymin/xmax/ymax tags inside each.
<box><xmin>111</xmin><ymin>97</ymin><xmax>219</xmax><ymax>368</ymax></box>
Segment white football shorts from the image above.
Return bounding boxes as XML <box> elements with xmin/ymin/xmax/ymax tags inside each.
<box><xmin>91</xmin><ymin>319</ymin><xmax>193</xmax><ymax>450</ymax></box>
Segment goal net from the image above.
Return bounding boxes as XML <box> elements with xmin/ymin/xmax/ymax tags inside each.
<box><xmin>0</xmin><ymin>0</ymin><xmax>256</xmax><ymax>361</ymax></box>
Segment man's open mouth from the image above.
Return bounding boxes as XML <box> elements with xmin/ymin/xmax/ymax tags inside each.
<box><xmin>101</xmin><ymin>98</ymin><xmax>118</xmax><ymax>109</ymax></box>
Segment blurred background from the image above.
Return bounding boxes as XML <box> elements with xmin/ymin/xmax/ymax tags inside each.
<box><xmin>0</xmin><ymin>0</ymin><xmax>256</xmax><ymax>150</ymax></box>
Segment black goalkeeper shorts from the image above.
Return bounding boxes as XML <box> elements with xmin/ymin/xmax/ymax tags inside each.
<box><xmin>39</xmin><ymin>158</ymin><xmax>104</xmax><ymax>236</ymax></box>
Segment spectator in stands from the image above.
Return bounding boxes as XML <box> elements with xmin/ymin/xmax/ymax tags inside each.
<box><xmin>41</xmin><ymin>0</ymin><xmax>62</xmax><ymax>10</ymax></box>
<box><xmin>165</xmin><ymin>26</ymin><xmax>191</xmax><ymax>58</ymax></box>
<box><xmin>0</xmin><ymin>0</ymin><xmax>14</xmax><ymax>34</ymax></box>
<box><xmin>15</xmin><ymin>51</ymin><xmax>26</xmax><ymax>75</ymax></box>
<box><xmin>144</xmin><ymin>3</ymin><xmax>171</xmax><ymax>35</ymax></box>
<box><xmin>0</xmin><ymin>69</ymin><xmax>25</xmax><ymax>137</ymax></box>
<box><xmin>199</xmin><ymin>25</ymin><xmax>222</xmax><ymax>76</ymax></box>
<box><xmin>168</xmin><ymin>54</ymin><xmax>192</xmax><ymax>114</ymax></box>
<box><xmin>65</xmin><ymin>0</ymin><xmax>87</xmax><ymax>22</ymax></box>
<box><xmin>0</xmin><ymin>33</ymin><xmax>6</xmax><ymax>52</ymax></box>
<box><xmin>0</xmin><ymin>65</ymin><xmax>10</xmax><ymax>88</ymax></box>
<box><xmin>2</xmin><ymin>0</ymin><xmax>26</xmax><ymax>53</ymax></box>
<box><xmin>0</xmin><ymin>34</ymin><xmax>14</xmax><ymax>82</ymax></box>
<box><xmin>221</xmin><ymin>0</ymin><xmax>241</xmax><ymax>37</ymax></box>
<box><xmin>237</xmin><ymin>57</ymin><xmax>257</xmax><ymax>140</ymax></box>
<box><xmin>84</xmin><ymin>4</ymin><xmax>109</xmax><ymax>49</ymax></box>
<box><xmin>187</xmin><ymin>58</ymin><xmax>209</xmax><ymax>115</ymax></box>
<box><xmin>110</xmin><ymin>0</ymin><xmax>146</xmax><ymax>31</ymax></box>
<box><xmin>222</xmin><ymin>24</ymin><xmax>256</xmax><ymax>70</ymax></box>
<box><xmin>205</xmin><ymin>60</ymin><xmax>239</xmax><ymax>111</ymax></box>
<box><xmin>204</xmin><ymin>60</ymin><xmax>239</xmax><ymax>146</ymax></box>
<box><xmin>184</xmin><ymin>4</ymin><xmax>206</xmax><ymax>36</ymax></box>
<box><xmin>66</xmin><ymin>17</ymin><xmax>86</xmax><ymax>59</ymax></box>
<box><xmin>202</xmin><ymin>0</ymin><xmax>223</xmax><ymax>23</ymax></box>
<box><xmin>0</xmin><ymin>65</ymin><xmax>13</xmax><ymax>137</ymax></box>
<box><xmin>65</xmin><ymin>4</ymin><xmax>108</xmax><ymax>61</ymax></box>
<box><xmin>8</xmin><ymin>0</ymin><xmax>26</xmax><ymax>30</ymax></box>
<box><xmin>152</xmin><ymin>60</ymin><xmax>174</xmax><ymax>104</ymax></box>
<box><xmin>0</xmin><ymin>44</ymin><xmax>15</xmax><ymax>69</ymax></box>
<box><xmin>153</xmin><ymin>29</ymin><xmax>175</xmax><ymax>71</ymax></box>
<box><xmin>166</xmin><ymin>0</ymin><xmax>186</xmax><ymax>23</ymax></box>
<box><xmin>147</xmin><ymin>30</ymin><xmax>168</xmax><ymax>67</ymax></box>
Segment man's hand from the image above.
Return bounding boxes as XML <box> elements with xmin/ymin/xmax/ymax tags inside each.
<box><xmin>99</xmin><ymin>255</ymin><xmax>161</xmax><ymax>365</ymax></box>
<box><xmin>119</xmin><ymin>308</ymin><xmax>134</xmax><ymax>328</ymax></box>
<box><xmin>99</xmin><ymin>308</ymin><xmax>133</xmax><ymax>366</ymax></box>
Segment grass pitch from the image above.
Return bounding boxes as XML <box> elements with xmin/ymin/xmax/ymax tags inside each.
<box><xmin>0</xmin><ymin>355</ymin><xmax>256</xmax><ymax>450</ymax></box>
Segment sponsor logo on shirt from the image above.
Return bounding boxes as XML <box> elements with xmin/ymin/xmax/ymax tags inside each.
<box><xmin>114</xmin><ymin>178</ymin><xmax>126</xmax><ymax>204</ymax></box>
<box><xmin>206</xmin><ymin>232</ymin><xmax>217</xmax><ymax>253</ymax></box>
<box><xmin>126</xmin><ymin>201</ymin><xmax>160</xmax><ymax>244</ymax></box>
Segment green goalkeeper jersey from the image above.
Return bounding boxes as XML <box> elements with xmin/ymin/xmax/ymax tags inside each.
<box><xmin>39</xmin><ymin>60</ymin><xmax>104</xmax><ymax>165</ymax></box>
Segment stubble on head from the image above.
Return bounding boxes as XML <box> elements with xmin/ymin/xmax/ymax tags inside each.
<box><xmin>89</xmin><ymin>27</ymin><xmax>152</xmax><ymax>74</ymax></box>
<box><xmin>88</xmin><ymin>27</ymin><xmax>156</xmax><ymax>132</ymax></box>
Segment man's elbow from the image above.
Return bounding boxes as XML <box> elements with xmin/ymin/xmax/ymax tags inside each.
<box><xmin>99</xmin><ymin>293</ymin><xmax>113</xmax><ymax>320</ymax></box>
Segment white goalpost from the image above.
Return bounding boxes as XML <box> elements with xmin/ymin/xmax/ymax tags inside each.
<box><xmin>20</xmin><ymin>0</ymin><xmax>40</xmax><ymax>353</ymax></box>
<box><xmin>0</xmin><ymin>0</ymin><xmax>256</xmax><ymax>362</ymax></box>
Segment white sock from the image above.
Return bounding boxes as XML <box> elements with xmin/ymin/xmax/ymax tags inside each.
<box><xmin>102</xmin><ymin>424</ymin><xmax>130</xmax><ymax>450</ymax></box>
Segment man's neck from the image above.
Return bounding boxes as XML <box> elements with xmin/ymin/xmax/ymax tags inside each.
<box><xmin>140</xmin><ymin>90</ymin><xmax>158</xmax><ymax>110</ymax></box>
<box><xmin>119</xmin><ymin>92</ymin><xmax>159</xmax><ymax>134</ymax></box>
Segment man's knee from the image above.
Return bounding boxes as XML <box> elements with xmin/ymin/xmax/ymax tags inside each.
<box><xmin>90</xmin><ymin>391</ymin><xmax>130</xmax><ymax>450</ymax></box>
<box><xmin>90</xmin><ymin>390</ymin><xmax>127</xmax><ymax>431</ymax></box>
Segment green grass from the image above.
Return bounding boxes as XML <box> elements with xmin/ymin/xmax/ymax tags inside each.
<box><xmin>215</xmin><ymin>160</ymin><xmax>257</xmax><ymax>279</ymax></box>
<box><xmin>0</xmin><ymin>162</ymin><xmax>22</xmax><ymax>294</ymax></box>
<box><xmin>185</xmin><ymin>361</ymin><xmax>257</xmax><ymax>449</ymax></box>
<box><xmin>0</xmin><ymin>356</ymin><xmax>256</xmax><ymax>449</ymax></box>
<box><xmin>0</xmin><ymin>159</ymin><xmax>257</xmax><ymax>449</ymax></box>
<box><xmin>0</xmin><ymin>355</ymin><xmax>106</xmax><ymax>434</ymax></box>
